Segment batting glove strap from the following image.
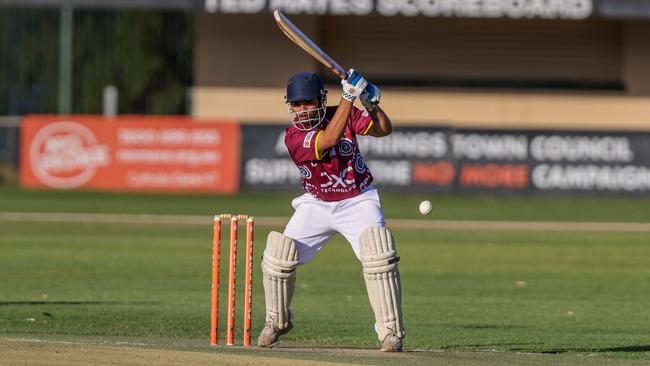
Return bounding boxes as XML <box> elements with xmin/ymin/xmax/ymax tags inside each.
<box><xmin>342</xmin><ymin>91</ymin><xmax>357</xmax><ymax>102</ymax></box>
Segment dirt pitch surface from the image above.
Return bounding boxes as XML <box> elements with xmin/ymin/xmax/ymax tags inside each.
<box><xmin>2</xmin><ymin>338</ymin><xmax>348</xmax><ymax>366</ymax></box>
<box><xmin>3</xmin><ymin>337</ymin><xmax>647</xmax><ymax>366</ymax></box>
<box><xmin>0</xmin><ymin>337</ymin><xmax>426</xmax><ymax>366</ymax></box>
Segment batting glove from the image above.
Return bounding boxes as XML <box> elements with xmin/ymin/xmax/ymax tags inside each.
<box><xmin>360</xmin><ymin>83</ymin><xmax>381</xmax><ymax>112</ymax></box>
<box><xmin>341</xmin><ymin>69</ymin><xmax>368</xmax><ymax>102</ymax></box>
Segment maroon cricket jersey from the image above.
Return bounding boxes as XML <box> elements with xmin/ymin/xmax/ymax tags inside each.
<box><xmin>285</xmin><ymin>106</ymin><xmax>374</xmax><ymax>202</ymax></box>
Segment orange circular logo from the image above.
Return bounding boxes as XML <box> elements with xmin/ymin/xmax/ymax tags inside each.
<box><xmin>30</xmin><ymin>121</ymin><xmax>111</xmax><ymax>188</ymax></box>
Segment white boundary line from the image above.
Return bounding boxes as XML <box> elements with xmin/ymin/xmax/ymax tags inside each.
<box><xmin>1</xmin><ymin>211</ymin><xmax>650</xmax><ymax>232</ymax></box>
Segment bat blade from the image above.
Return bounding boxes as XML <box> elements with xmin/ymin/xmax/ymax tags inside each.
<box><xmin>273</xmin><ymin>10</ymin><xmax>346</xmax><ymax>79</ymax></box>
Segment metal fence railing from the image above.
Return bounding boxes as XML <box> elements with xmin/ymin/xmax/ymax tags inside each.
<box><xmin>0</xmin><ymin>117</ymin><xmax>20</xmax><ymax>182</ymax></box>
<box><xmin>0</xmin><ymin>7</ymin><xmax>193</xmax><ymax>116</ymax></box>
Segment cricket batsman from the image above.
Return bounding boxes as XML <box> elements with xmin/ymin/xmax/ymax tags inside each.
<box><xmin>257</xmin><ymin>69</ymin><xmax>405</xmax><ymax>352</ymax></box>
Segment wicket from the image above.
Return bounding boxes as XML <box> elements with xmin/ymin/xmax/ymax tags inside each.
<box><xmin>211</xmin><ymin>213</ymin><xmax>254</xmax><ymax>347</ymax></box>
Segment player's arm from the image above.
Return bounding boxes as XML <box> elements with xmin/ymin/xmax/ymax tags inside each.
<box><xmin>316</xmin><ymin>69</ymin><xmax>368</xmax><ymax>152</ymax></box>
<box><xmin>365</xmin><ymin>105</ymin><xmax>392</xmax><ymax>137</ymax></box>
<box><xmin>316</xmin><ymin>100</ymin><xmax>352</xmax><ymax>151</ymax></box>
<box><xmin>360</xmin><ymin>83</ymin><xmax>391</xmax><ymax>137</ymax></box>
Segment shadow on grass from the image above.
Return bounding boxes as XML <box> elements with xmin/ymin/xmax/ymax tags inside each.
<box><xmin>0</xmin><ymin>301</ymin><xmax>161</xmax><ymax>306</ymax></box>
<box><xmin>444</xmin><ymin>342</ymin><xmax>543</xmax><ymax>349</ymax></box>
<box><xmin>457</xmin><ymin>324</ymin><xmax>526</xmax><ymax>330</ymax></box>
<box><xmin>448</xmin><ymin>343</ymin><xmax>650</xmax><ymax>354</ymax></box>
<box><xmin>539</xmin><ymin>345</ymin><xmax>650</xmax><ymax>354</ymax></box>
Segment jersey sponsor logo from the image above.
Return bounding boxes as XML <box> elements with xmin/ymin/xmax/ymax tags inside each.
<box><xmin>339</xmin><ymin>138</ymin><xmax>354</xmax><ymax>156</ymax></box>
<box><xmin>320</xmin><ymin>166</ymin><xmax>355</xmax><ymax>189</ymax></box>
<box><xmin>303</xmin><ymin>131</ymin><xmax>316</xmax><ymax>148</ymax></box>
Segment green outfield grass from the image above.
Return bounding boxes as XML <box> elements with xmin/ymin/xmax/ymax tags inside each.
<box><xmin>2</xmin><ymin>184</ymin><xmax>650</xmax><ymax>222</ymax></box>
<box><xmin>1</xmin><ymin>185</ymin><xmax>650</xmax><ymax>365</ymax></box>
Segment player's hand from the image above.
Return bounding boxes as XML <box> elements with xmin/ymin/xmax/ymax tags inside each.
<box><xmin>341</xmin><ymin>69</ymin><xmax>368</xmax><ymax>102</ymax></box>
<box><xmin>360</xmin><ymin>83</ymin><xmax>381</xmax><ymax>112</ymax></box>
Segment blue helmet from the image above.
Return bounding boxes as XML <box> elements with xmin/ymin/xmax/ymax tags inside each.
<box><xmin>285</xmin><ymin>72</ymin><xmax>328</xmax><ymax>131</ymax></box>
<box><xmin>286</xmin><ymin>72</ymin><xmax>326</xmax><ymax>102</ymax></box>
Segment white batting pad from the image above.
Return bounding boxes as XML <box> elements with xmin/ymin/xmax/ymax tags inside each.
<box><xmin>261</xmin><ymin>231</ymin><xmax>299</xmax><ymax>330</ymax></box>
<box><xmin>359</xmin><ymin>227</ymin><xmax>405</xmax><ymax>341</ymax></box>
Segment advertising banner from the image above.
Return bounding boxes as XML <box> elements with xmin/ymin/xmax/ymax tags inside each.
<box><xmin>452</xmin><ymin>129</ymin><xmax>530</xmax><ymax>193</ymax></box>
<box><xmin>240</xmin><ymin>124</ymin><xmax>456</xmax><ymax>193</ymax></box>
<box><xmin>203</xmin><ymin>0</ymin><xmax>595</xmax><ymax>20</ymax></box>
<box><xmin>7</xmin><ymin>0</ymin><xmax>650</xmax><ymax>21</ymax></box>
<box><xmin>528</xmin><ymin>130</ymin><xmax>650</xmax><ymax>194</ymax></box>
<box><xmin>20</xmin><ymin>115</ymin><xmax>240</xmax><ymax>193</ymax></box>
<box><xmin>240</xmin><ymin>125</ymin><xmax>300</xmax><ymax>191</ymax></box>
<box><xmin>358</xmin><ymin>127</ymin><xmax>455</xmax><ymax>193</ymax></box>
<box><xmin>241</xmin><ymin>124</ymin><xmax>650</xmax><ymax>195</ymax></box>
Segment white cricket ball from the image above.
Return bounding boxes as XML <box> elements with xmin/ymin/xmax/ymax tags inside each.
<box><xmin>418</xmin><ymin>200</ymin><xmax>432</xmax><ymax>215</ymax></box>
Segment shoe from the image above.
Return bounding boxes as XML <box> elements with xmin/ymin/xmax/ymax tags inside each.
<box><xmin>257</xmin><ymin>321</ymin><xmax>293</xmax><ymax>348</ymax></box>
<box><xmin>381</xmin><ymin>334</ymin><xmax>403</xmax><ymax>352</ymax></box>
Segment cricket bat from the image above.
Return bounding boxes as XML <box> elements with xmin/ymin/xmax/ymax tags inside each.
<box><xmin>273</xmin><ymin>10</ymin><xmax>347</xmax><ymax>80</ymax></box>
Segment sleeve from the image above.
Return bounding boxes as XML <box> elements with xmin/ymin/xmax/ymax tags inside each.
<box><xmin>350</xmin><ymin>106</ymin><xmax>374</xmax><ymax>135</ymax></box>
<box><xmin>285</xmin><ymin>128</ymin><xmax>322</xmax><ymax>164</ymax></box>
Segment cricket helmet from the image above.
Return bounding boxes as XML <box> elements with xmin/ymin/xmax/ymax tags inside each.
<box><xmin>285</xmin><ymin>71</ymin><xmax>327</xmax><ymax>131</ymax></box>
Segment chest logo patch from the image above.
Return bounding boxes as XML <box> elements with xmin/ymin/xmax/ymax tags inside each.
<box><xmin>303</xmin><ymin>131</ymin><xmax>316</xmax><ymax>148</ymax></box>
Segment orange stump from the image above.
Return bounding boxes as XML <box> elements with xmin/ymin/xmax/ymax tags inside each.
<box><xmin>243</xmin><ymin>217</ymin><xmax>255</xmax><ymax>347</ymax></box>
<box><xmin>210</xmin><ymin>216</ymin><xmax>221</xmax><ymax>346</ymax></box>
<box><xmin>211</xmin><ymin>214</ymin><xmax>254</xmax><ymax>347</ymax></box>
<box><xmin>226</xmin><ymin>217</ymin><xmax>238</xmax><ymax>346</ymax></box>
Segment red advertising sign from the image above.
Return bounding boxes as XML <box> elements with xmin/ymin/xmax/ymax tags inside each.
<box><xmin>20</xmin><ymin>115</ymin><xmax>240</xmax><ymax>194</ymax></box>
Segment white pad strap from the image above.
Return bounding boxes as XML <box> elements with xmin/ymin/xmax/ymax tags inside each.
<box><xmin>359</xmin><ymin>227</ymin><xmax>405</xmax><ymax>341</ymax></box>
<box><xmin>261</xmin><ymin>231</ymin><xmax>299</xmax><ymax>330</ymax></box>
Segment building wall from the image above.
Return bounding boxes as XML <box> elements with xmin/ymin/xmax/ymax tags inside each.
<box><xmin>193</xmin><ymin>12</ymin><xmax>650</xmax><ymax>129</ymax></box>
<box><xmin>320</xmin><ymin>16</ymin><xmax>622</xmax><ymax>88</ymax></box>
<box><xmin>195</xmin><ymin>13</ymin><xmax>318</xmax><ymax>87</ymax></box>
<box><xmin>623</xmin><ymin>21</ymin><xmax>650</xmax><ymax>96</ymax></box>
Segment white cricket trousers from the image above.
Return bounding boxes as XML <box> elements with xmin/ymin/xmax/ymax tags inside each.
<box><xmin>283</xmin><ymin>187</ymin><xmax>386</xmax><ymax>264</ymax></box>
